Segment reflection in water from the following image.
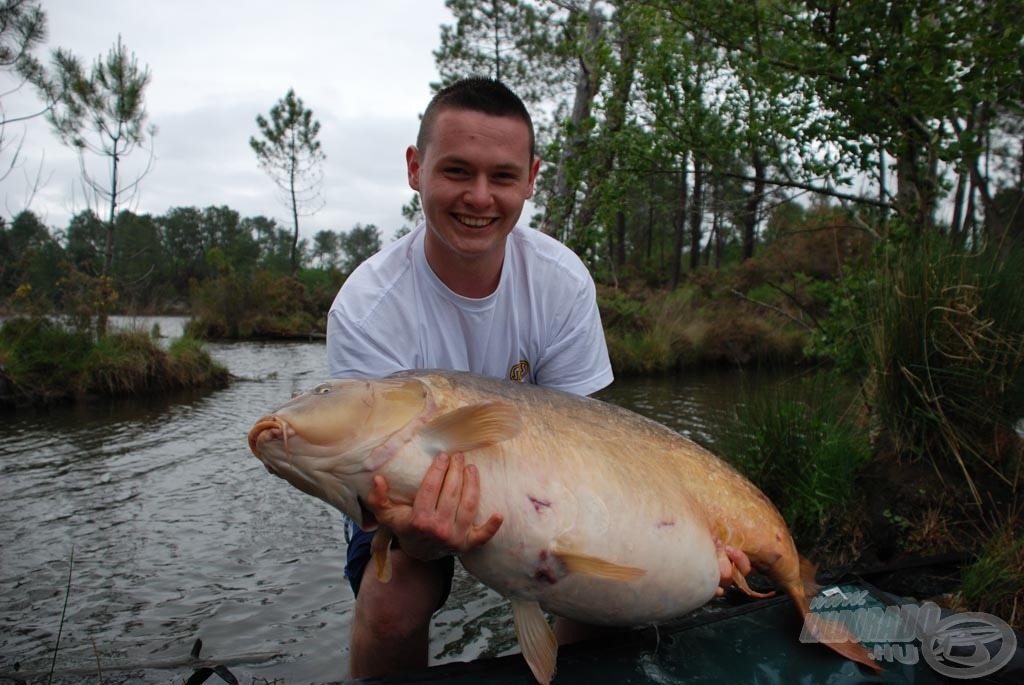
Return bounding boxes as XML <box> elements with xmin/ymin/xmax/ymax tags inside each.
<box><xmin>0</xmin><ymin>318</ymin><xmax>792</xmax><ymax>683</ymax></box>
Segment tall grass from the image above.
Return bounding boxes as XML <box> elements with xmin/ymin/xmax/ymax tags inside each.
<box><xmin>960</xmin><ymin>513</ymin><xmax>1023</xmax><ymax>627</ymax></box>
<box><xmin>864</xmin><ymin>238</ymin><xmax>1024</xmax><ymax>504</ymax></box>
<box><xmin>721</xmin><ymin>372</ymin><xmax>872</xmax><ymax>545</ymax></box>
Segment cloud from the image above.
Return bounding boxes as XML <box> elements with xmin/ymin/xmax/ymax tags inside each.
<box><xmin>1</xmin><ymin>0</ymin><xmax>451</xmax><ymax>241</ymax></box>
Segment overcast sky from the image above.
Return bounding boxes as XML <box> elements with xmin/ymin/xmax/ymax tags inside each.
<box><xmin>2</xmin><ymin>0</ymin><xmax>457</xmax><ymax>242</ymax></box>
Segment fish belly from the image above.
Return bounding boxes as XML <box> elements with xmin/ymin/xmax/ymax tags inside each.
<box><xmin>461</xmin><ymin>470</ymin><xmax>721</xmax><ymax>626</ymax></box>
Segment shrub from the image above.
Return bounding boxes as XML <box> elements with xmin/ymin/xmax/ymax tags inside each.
<box><xmin>0</xmin><ymin>317</ymin><xmax>91</xmax><ymax>401</ymax></box>
<box><xmin>0</xmin><ymin>317</ymin><xmax>228</xmax><ymax>405</ymax></box>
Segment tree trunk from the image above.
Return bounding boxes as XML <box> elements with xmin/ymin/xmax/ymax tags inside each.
<box><xmin>671</xmin><ymin>157</ymin><xmax>688</xmax><ymax>289</ymax></box>
<box><xmin>572</xmin><ymin>6</ymin><xmax>637</xmax><ymax>257</ymax></box>
<box><xmin>542</xmin><ymin>0</ymin><xmax>602</xmax><ymax>242</ymax></box>
<box><xmin>741</xmin><ymin>153</ymin><xmax>765</xmax><ymax>261</ymax></box>
<box><xmin>688</xmin><ymin>157</ymin><xmax>704</xmax><ymax>271</ymax></box>
<box><xmin>97</xmin><ymin>145</ymin><xmax>120</xmax><ymax>338</ymax></box>
<box><xmin>614</xmin><ymin>209</ymin><xmax>626</xmax><ymax>269</ymax></box>
<box><xmin>290</xmin><ymin>168</ymin><xmax>300</xmax><ymax>276</ymax></box>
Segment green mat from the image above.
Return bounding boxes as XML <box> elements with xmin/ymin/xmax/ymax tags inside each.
<box><xmin>344</xmin><ymin>579</ymin><xmax>1022</xmax><ymax>684</ymax></box>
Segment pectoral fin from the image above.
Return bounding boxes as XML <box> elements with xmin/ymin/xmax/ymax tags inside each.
<box><xmin>370</xmin><ymin>526</ymin><xmax>394</xmax><ymax>583</ymax></box>
<box><xmin>732</xmin><ymin>564</ymin><xmax>775</xmax><ymax>599</ymax></box>
<box><xmin>421</xmin><ymin>402</ymin><xmax>521</xmax><ymax>452</ymax></box>
<box><xmin>511</xmin><ymin>599</ymin><xmax>557</xmax><ymax>685</ymax></box>
<box><xmin>553</xmin><ymin>548</ymin><xmax>645</xmax><ymax>581</ymax></box>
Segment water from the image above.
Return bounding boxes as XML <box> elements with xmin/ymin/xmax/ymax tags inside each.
<box><xmin>0</xmin><ymin>317</ymin><xmax>787</xmax><ymax>684</ymax></box>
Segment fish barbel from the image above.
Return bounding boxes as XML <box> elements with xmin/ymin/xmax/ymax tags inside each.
<box><xmin>247</xmin><ymin>370</ymin><xmax>878</xmax><ymax>683</ymax></box>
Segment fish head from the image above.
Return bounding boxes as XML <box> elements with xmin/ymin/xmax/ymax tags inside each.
<box><xmin>248</xmin><ymin>377</ymin><xmax>429</xmax><ymax>522</ymax></box>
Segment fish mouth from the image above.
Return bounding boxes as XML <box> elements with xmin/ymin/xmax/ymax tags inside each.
<box><xmin>248</xmin><ymin>416</ymin><xmax>294</xmax><ymax>474</ymax></box>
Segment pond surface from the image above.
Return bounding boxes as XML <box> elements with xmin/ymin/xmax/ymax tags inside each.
<box><xmin>0</xmin><ymin>317</ymin><xmax>797</xmax><ymax>684</ymax></box>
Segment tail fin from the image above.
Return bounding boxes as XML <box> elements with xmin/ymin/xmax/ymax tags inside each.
<box><xmin>800</xmin><ymin>556</ymin><xmax>820</xmax><ymax>600</ymax></box>
<box><xmin>789</xmin><ymin>556</ymin><xmax>882</xmax><ymax>674</ymax></box>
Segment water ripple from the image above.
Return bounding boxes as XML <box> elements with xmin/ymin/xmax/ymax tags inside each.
<box><xmin>0</xmin><ymin>330</ymin><xmax>788</xmax><ymax>683</ymax></box>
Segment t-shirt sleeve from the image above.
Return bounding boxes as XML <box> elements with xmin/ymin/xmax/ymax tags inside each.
<box><xmin>326</xmin><ymin>300</ymin><xmax>408</xmax><ymax>380</ymax></box>
<box><xmin>533</xmin><ymin>274</ymin><xmax>613</xmax><ymax>396</ymax></box>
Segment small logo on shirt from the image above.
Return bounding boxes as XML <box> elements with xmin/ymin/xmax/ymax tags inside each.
<box><xmin>509</xmin><ymin>360</ymin><xmax>529</xmax><ymax>382</ymax></box>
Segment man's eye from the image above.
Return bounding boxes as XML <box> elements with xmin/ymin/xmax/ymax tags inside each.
<box><xmin>443</xmin><ymin>167</ymin><xmax>469</xmax><ymax>177</ymax></box>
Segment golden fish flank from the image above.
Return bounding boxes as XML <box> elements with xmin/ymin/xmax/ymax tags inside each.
<box><xmin>248</xmin><ymin>370</ymin><xmax>880</xmax><ymax>684</ymax></box>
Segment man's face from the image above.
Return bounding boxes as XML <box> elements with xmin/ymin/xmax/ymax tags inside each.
<box><xmin>407</xmin><ymin>108</ymin><xmax>540</xmax><ymax>271</ymax></box>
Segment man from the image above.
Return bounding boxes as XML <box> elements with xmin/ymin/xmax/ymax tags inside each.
<box><xmin>327</xmin><ymin>77</ymin><xmax>749</xmax><ymax>678</ymax></box>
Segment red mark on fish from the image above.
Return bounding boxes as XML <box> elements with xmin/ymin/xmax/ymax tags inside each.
<box><xmin>528</xmin><ymin>495</ymin><xmax>551</xmax><ymax>513</ymax></box>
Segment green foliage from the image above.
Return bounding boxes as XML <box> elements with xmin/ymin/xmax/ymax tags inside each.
<box><xmin>338</xmin><ymin>223</ymin><xmax>382</xmax><ymax>275</ymax></box>
<box><xmin>0</xmin><ymin>316</ymin><xmax>91</xmax><ymax>399</ymax></box>
<box><xmin>187</xmin><ymin>267</ymin><xmax>319</xmax><ymax>339</ymax></box>
<box><xmin>722</xmin><ymin>372</ymin><xmax>872</xmax><ymax>545</ymax></box>
<box><xmin>597</xmin><ymin>290</ymin><xmax>649</xmax><ymax>332</ymax></box>
<box><xmin>960</xmin><ymin>518</ymin><xmax>1023</xmax><ymax>626</ymax></box>
<box><xmin>0</xmin><ymin>211</ymin><xmax>63</xmax><ymax>304</ymax></box>
<box><xmin>0</xmin><ymin>317</ymin><xmax>226</xmax><ymax>405</ymax></box>
<box><xmin>435</xmin><ymin>0</ymin><xmax>563</xmax><ymax>107</ymax></box>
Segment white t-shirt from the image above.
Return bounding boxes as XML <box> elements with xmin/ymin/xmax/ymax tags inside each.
<box><xmin>327</xmin><ymin>223</ymin><xmax>613</xmax><ymax>397</ymax></box>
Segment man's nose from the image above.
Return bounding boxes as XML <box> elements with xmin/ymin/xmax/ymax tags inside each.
<box><xmin>463</xmin><ymin>175</ymin><xmax>493</xmax><ymax>207</ymax></box>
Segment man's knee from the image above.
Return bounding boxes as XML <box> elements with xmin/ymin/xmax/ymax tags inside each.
<box><xmin>354</xmin><ymin>584</ymin><xmax>432</xmax><ymax>642</ymax></box>
<box><xmin>352</xmin><ymin>552</ymin><xmax>453</xmax><ymax>638</ymax></box>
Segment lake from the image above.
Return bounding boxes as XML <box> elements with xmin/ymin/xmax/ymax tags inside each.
<box><xmin>0</xmin><ymin>316</ymin><xmax>798</xmax><ymax>684</ymax></box>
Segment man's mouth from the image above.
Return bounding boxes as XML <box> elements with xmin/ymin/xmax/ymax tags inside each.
<box><xmin>455</xmin><ymin>214</ymin><xmax>495</xmax><ymax>228</ymax></box>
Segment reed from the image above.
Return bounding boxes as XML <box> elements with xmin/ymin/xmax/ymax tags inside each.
<box><xmin>864</xmin><ymin>237</ymin><xmax>1024</xmax><ymax>504</ymax></box>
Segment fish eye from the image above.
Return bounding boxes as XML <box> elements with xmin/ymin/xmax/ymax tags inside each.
<box><xmin>313</xmin><ymin>383</ymin><xmax>332</xmax><ymax>395</ymax></box>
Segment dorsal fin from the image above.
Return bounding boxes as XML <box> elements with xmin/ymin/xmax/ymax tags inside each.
<box><xmin>420</xmin><ymin>401</ymin><xmax>521</xmax><ymax>453</ymax></box>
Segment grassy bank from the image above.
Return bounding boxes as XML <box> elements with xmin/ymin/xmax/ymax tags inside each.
<box><xmin>0</xmin><ymin>317</ymin><xmax>229</xmax><ymax>407</ymax></box>
<box><xmin>704</xmin><ymin>236</ymin><xmax>1024</xmax><ymax>627</ymax></box>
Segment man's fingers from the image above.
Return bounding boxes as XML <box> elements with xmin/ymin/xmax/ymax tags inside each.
<box><xmin>367</xmin><ymin>475</ymin><xmax>391</xmax><ymax>510</ymax></box>
<box><xmin>414</xmin><ymin>452</ymin><xmax>450</xmax><ymax>510</ymax></box>
<box><xmin>727</xmin><ymin>545</ymin><xmax>752</xmax><ymax>575</ymax></box>
<box><xmin>465</xmin><ymin>513</ymin><xmax>503</xmax><ymax>549</ymax></box>
<box><xmin>453</xmin><ymin>462</ymin><xmax>482</xmax><ymax>530</ymax></box>
<box><xmin>436</xmin><ymin>452</ymin><xmax>465</xmax><ymax>519</ymax></box>
<box><xmin>714</xmin><ymin>539</ymin><xmax>735</xmax><ymax>596</ymax></box>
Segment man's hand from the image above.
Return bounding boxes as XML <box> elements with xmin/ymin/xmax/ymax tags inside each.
<box><xmin>715</xmin><ymin>542</ymin><xmax>752</xmax><ymax>596</ymax></box>
<box><xmin>364</xmin><ymin>451</ymin><xmax>504</xmax><ymax>562</ymax></box>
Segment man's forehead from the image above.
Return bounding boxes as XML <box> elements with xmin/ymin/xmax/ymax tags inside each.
<box><xmin>428</xmin><ymin>109</ymin><xmax>532</xmax><ymax>151</ymax></box>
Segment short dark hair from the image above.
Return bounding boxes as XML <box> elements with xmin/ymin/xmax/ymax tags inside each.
<box><xmin>416</xmin><ymin>77</ymin><xmax>535</xmax><ymax>159</ymax></box>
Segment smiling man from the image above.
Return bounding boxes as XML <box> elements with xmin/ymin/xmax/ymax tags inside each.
<box><xmin>326</xmin><ymin>78</ymin><xmax>747</xmax><ymax>678</ymax></box>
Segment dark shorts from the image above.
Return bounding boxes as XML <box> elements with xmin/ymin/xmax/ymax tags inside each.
<box><xmin>344</xmin><ymin>519</ymin><xmax>455</xmax><ymax>608</ymax></box>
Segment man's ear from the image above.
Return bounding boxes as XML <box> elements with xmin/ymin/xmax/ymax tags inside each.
<box><xmin>525</xmin><ymin>156</ymin><xmax>541</xmax><ymax>199</ymax></box>
<box><xmin>406</xmin><ymin>145</ymin><xmax>422</xmax><ymax>191</ymax></box>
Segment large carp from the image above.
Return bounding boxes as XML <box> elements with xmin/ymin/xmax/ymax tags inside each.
<box><xmin>247</xmin><ymin>370</ymin><xmax>877</xmax><ymax>683</ymax></box>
